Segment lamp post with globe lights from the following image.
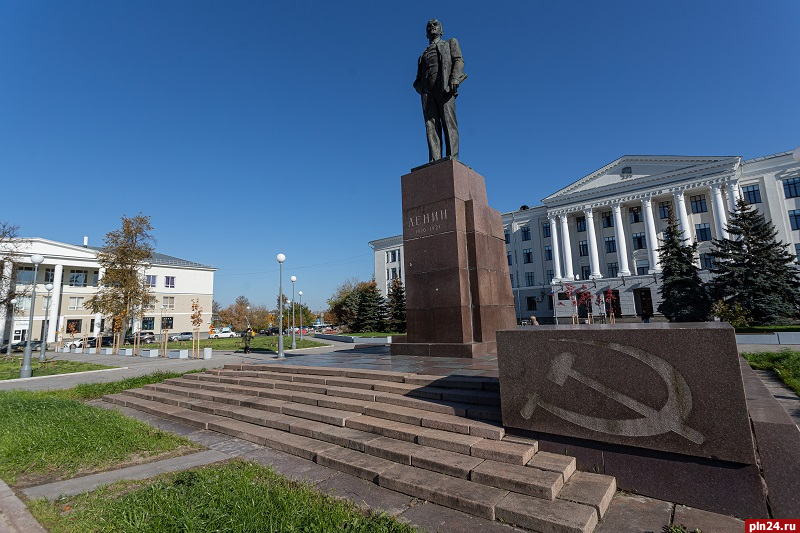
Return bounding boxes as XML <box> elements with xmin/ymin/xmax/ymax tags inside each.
<box><xmin>298</xmin><ymin>291</ymin><xmax>303</xmax><ymax>341</ymax></box>
<box><xmin>276</xmin><ymin>254</ymin><xmax>286</xmax><ymax>358</ymax></box>
<box><xmin>20</xmin><ymin>254</ymin><xmax>44</xmax><ymax>378</ymax></box>
<box><xmin>5</xmin><ymin>298</ymin><xmax>17</xmax><ymax>359</ymax></box>
<box><xmin>290</xmin><ymin>276</ymin><xmax>297</xmax><ymax>349</ymax></box>
<box><xmin>39</xmin><ymin>283</ymin><xmax>54</xmax><ymax>361</ymax></box>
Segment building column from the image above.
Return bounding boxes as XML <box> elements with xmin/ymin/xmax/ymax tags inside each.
<box><xmin>584</xmin><ymin>208</ymin><xmax>602</xmax><ymax>278</ymax></box>
<box><xmin>726</xmin><ymin>178</ymin><xmax>742</xmax><ymax>213</ymax></box>
<box><xmin>673</xmin><ymin>190</ymin><xmax>692</xmax><ymax>238</ymax></box>
<box><xmin>47</xmin><ymin>264</ymin><xmax>63</xmax><ymax>342</ymax></box>
<box><xmin>559</xmin><ymin>214</ymin><xmax>574</xmax><ymax>280</ymax></box>
<box><xmin>548</xmin><ymin>216</ymin><xmax>562</xmax><ymax>280</ymax></box>
<box><xmin>642</xmin><ymin>197</ymin><xmax>661</xmax><ymax>272</ymax></box>
<box><xmin>612</xmin><ymin>203</ymin><xmax>631</xmax><ymax>276</ymax></box>
<box><xmin>710</xmin><ymin>184</ymin><xmax>729</xmax><ymax>239</ymax></box>
<box><xmin>0</xmin><ymin>261</ymin><xmax>13</xmax><ymax>343</ymax></box>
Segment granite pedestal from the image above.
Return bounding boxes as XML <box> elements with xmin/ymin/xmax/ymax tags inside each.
<box><xmin>391</xmin><ymin>159</ymin><xmax>516</xmax><ymax>358</ymax></box>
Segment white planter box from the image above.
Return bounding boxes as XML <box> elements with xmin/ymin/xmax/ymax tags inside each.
<box><xmin>203</xmin><ymin>347</ymin><xmax>212</xmax><ymax>360</ymax></box>
<box><xmin>100</xmin><ymin>348</ymin><xmax>113</xmax><ymax>355</ymax></box>
<box><xmin>119</xmin><ymin>348</ymin><xmax>133</xmax><ymax>356</ymax></box>
<box><xmin>71</xmin><ymin>348</ymin><xmax>81</xmax><ymax>353</ymax></box>
<box><xmin>61</xmin><ymin>346</ymin><xmax>71</xmax><ymax>353</ymax></box>
<box><xmin>141</xmin><ymin>349</ymin><xmax>160</xmax><ymax>358</ymax></box>
<box><xmin>168</xmin><ymin>349</ymin><xmax>189</xmax><ymax>359</ymax></box>
<box><xmin>86</xmin><ymin>348</ymin><xmax>97</xmax><ymax>354</ymax></box>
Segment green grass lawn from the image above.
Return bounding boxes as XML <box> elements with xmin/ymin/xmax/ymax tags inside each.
<box><xmin>0</xmin><ymin>387</ymin><xmax>200</xmax><ymax>486</ymax></box>
<box><xmin>28</xmin><ymin>460</ymin><xmax>421</xmax><ymax>533</ymax></box>
<box><xmin>0</xmin><ymin>359</ymin><xmax>113</xmax><ymax>381</ymax></box>
<box><xmin>137</xmin><ymin>335</ymin><xmax>326</xmax><ymax>352</ymax></box>
<box><xmin>742</xmin><ymin>349</ymin><xmax>800</xmax><ymax>396</ymax></box>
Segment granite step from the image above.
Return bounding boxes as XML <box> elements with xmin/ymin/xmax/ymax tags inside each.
<box><xmin>103</xmin><ymin>366</ymin><xmax>615</xmax><ymax>533</ymax></box>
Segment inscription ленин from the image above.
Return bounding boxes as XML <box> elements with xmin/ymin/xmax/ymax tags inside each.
<box><xmin>407</xmin><ymin>209</ymin><xmax>448</xmax><ymax>236</ymax></box>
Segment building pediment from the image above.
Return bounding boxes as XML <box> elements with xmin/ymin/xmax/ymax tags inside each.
<box><xmin>543</xmin><ymin>155</ymin><xmax>740</xmax><ymax>209</ymax></box>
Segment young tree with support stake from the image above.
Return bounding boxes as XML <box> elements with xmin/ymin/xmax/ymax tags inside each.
<box><xmin>85</xmin><ymin>214</ymin><xmax>155</xmax><ymax>346</ymax></box>
<box><xmin>657</xmin><ymin>216</ymin><xmax>711</xmax><ymax>322</ymax></box>
<box><xmin>710</xmin><ymin>198</ymin><xmax>800</xmax><ymax>325</ymax></box>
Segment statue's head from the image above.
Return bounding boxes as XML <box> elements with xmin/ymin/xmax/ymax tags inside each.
<box><xmin>426</xmin><ymin>19</ymin><xmax>443</xmax><ymax>41</ymax></box>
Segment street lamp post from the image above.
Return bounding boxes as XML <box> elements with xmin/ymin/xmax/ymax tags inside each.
<box><xmin>246</xmin><ymin>306</ymin><xmax>251</xmax><ymax>329</ymax></box>
<box><xmin>277</xmin><ymin>254</ymin><xmax>286</xmax><ymax>358</ymax></box>
<box><xmin>5</xmin><ymin>298</ymin><xmax>16</xmax><ymax>359</ymax></box>
<box><xmin>39</xmin><ymin>283</ymin><xmax>54</xmax><ymax>361</ymax></box>
<box><xmin>298</xmin><ymin>291</ymin><xmax>303</xmax><ymax>341</ymax></box>
<box><xmin>290</xmin><ymin>275</ymin><xmax>297</xmax><ymax>349</ymax></box>
<box><xmin>20</xmin><ymin>254</ymin><xmax>44</xmax><ymax>378</ymax></box>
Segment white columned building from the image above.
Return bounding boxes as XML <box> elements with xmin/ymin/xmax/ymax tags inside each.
<box><xmin>370</xmin><ymin>148</ymin><xmax>800</xmax><ymax>323</ymax></box>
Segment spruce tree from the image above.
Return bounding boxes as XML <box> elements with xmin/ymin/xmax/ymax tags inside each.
<box><xmin>386</xmin><ymin>277</ymin><xmax>407</xmax><ymax>333</ymax></box>
<box><xmin>657</xmin><ymin>216</ymin><xmax>711</xmax><ymax>321</ymax></box>
<box><xmin>710</xmin><ymin>198</ymin><xmax>800</xmax><ymax>325</ymax></box>
<box><xmin>352</xmin><ymin>280</ymin><xmax>387</xmax><ymax>333</ymax></box>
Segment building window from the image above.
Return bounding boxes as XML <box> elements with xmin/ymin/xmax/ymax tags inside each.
<box><xmin>504</xmin><ymin>229</ymin><xmax>510</xmax><ymax>244</ymax></box>
<box><xmin>68</xmin><ymin>297</ymin><xmax>84</xmax><ymax>310</ymax></box>
<box><xmin>607</xmin><ymin>262</ymin><xmax>619</xmax><ymax>277</ymax></box>
<box><xmin>659</xmin><ymin>202</ymin><xmax>672</xmax><ymax>219</ymax></box>
<box><xmin>391</xmin><ymin>250</ymin><xmax>398</xmax><ymax>262</ymax></box>
<box><xmin>581</xmin><ymin>266</ymin><xmax>591</xmax><ymax>281</ymax></box>
<box><xmin>69</xmin><ymin>270</ymin><xmax>88</xmax><ymax>287</ymax></box>
<box><xmin>742</xmin><ymin>185</ymin><xmax>762</xmax><ymax>205</ymax></box>
<box><xmin>696</xmin><ymin>223</ymin><xmax>712</xmax><ymax>242</ymax></box>
<box><xmin>44</xmin><ymin>268</ymin><xmax>55</xmax><ymax>283</ymax></box>
<box><xmin>142</xmin><ymin>317</ymin><xmax>155</xmax><ymax>330</ymax></box>
<box><xmin>783</xmin><ymin>177</ymin><xmax>800</xmax><ymax>199</ymax></box>
<box><xmin>546</xmin><ymin>269</ymin><xmax>554</xmax><ymax>281</ymax></box>
<box><xmin>636</xmin><ymin>259</ymin><xmax>649</xmax><ymax>275</ymax></box>
<box><xmin>576</xmin><ymin>216</ymin><xmax>586</xmax><ymax>232</ymax></box>
<box><xmin>16</xmin><ymin>267</ymin><xmax>35</xmax><ymax>284</ymax></box>
<box><xmin>391</xmin><ymin>267</ymin><xmax>398</xmax><ymax>279</ymax></box>
<box><xmin>520</xmin><ymin>226</ymin><xmax>531</xmax><ymax>241</ymax></box>
<box><xmin>690</xmin><ymin>195</ymin><xmax>707</xmax><ymax>213</ymax></box>
<box><xmin>602</xmin><ymin>212</ymin><xmax>613</xmax><ymax>228</ymax></box>
<box><xmin>145</xmin><ymin>275</ymin><xmax>157</xmax><ymax>287</ymax></box>
<box><xmin>790</xmin><ymin>210</ymin><xmax>800</xmax><ymax>231</ymax></box>
<box><xmin>578</xmin><ymin>240</ymin><xmax>588</xmax><ymax>257</ymax></box>
<box><xmin>544</xmin><ymin>245</ymin><xmax>552</xmax><ymax>261</ymax></box>
<box><xmin>796</xmin><ymin>244</ymin><xmax>800</xmax><ymax>261</ymax></box>
<box><xmin>523</xmin><ymin>248</ymin><xmax>533</xmax><ymax>263</ymax></box>
<box><xmin>621</xmin><ymin>166</ymin><xmax>632</xmax><ymax>178</ymax></box>
<box><xmin>700</xmin><ymin>253</ymin><xmax>715</xmax><ymax>270</ymax></box>
<box><xmin>507</xmin><ymin>252</ymin><xmax>512</xmax><ymax>266</ymax></box>
<box><xmin>17</xmin><ymin>296</ymin><xmax>31</xmax><ymax>310</ymax></box>
<box><xmin>66</xmin><ymin>319</ymin><xmax>82</xmax><ymax>334</ymax></box>
<box><xmin>163</xmin><ymin>296</ymin><xmax>175</xmax><ymax>309</ymax></box>
<box><xmin>542</xmin><ymin>223</ymin><xmax>551</xmax><ymax>238</ymax></box>
<box><xmin>604</xmin><ymin>236</ymin><xmax>616</xmax><ymax>253</ymax></box>
<box><xmin>525</xmin><ymin>272</ymin><xmax>535</xmax><ymax>286</ymax></box>
<box><xmin>386</xmin><ymin>269</ymin><xmax>390</xmax><ymax>280</ymax></box>
<box><xmin>630</xmin><ymin>207</ymin><xmax>642</xmax><ymax>224</ymax></box>
<box><xmin>161</xmin><ymin>316</ymin><xmax>174</xmax><ymax>329</ymax></box>
<box><xmin>526</xmin><ymin>297</ymin><xmax>537</xmax><ymax>311</ymax></box>
<box><xmin>632</xmin><ymin>232</ymin><xmax>646</xmax><ymax>250</ymax></box>
<box><xmin>165</xmin><ymin>276</ymin><xmax>175</xmax><ymax>288</ymax></box>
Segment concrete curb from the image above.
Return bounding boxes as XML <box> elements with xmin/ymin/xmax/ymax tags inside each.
<box><xmin>2</xmin><ymin>367</ymin><xmax>128</xmax><ymax>384</ymax></box>
<box><xmin>0</xmin><ymin>477</ymin><xmax>47</xmax><ymax>533</ymax></box>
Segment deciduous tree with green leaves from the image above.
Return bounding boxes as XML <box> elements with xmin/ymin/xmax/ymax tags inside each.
<box><xmin>85</xmin><ymin>214</ymin><xmax>155</xmax><ymax>340</ymax></box>
<box><xmin>710</xmin><ymin>198</ymin><xmax>800</xmax><ymax>325</ymax></box>
<box><xmin>387</xmin><ymin>277</ymin><xmax>406</xmax><ymax>333</ymax></box>
<box><xmin>657</xmin><ymin>216</ymin><xmax>711</xmax><ymax>322</ymax></box>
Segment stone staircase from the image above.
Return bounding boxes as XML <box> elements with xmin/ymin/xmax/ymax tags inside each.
<box><xmin>102</xmin><ymin>363</ymin><xmax>616</xmax><ymax>533</ymax></box>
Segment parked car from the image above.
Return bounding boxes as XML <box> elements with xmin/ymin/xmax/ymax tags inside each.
<box><xmin>0</xmin><ymin>341</ymin><xmax>39</xmax><ymax>352</ymax></box>
<box><xmin>209</xmin><ymin>328</ymin><xmax>238</xmax><ymax>339</ymax></box>
<box><xmin>85</xmin><ymin>336</ymin><xmax>114</xmax><ymax>348</ymax></box>
<box><xmin>124</xmin><ymin>331</ymin><xmax>156</xmax><ymax>345</ymax></box>
<box><xmin>264</xmin><ymin>327</ymin><xmax>280</xmax><ymax>336</ymax></box>
<box><xmin>169</xmin><ymin>332</ymin><xmax>194</xmax><ymax>342</ymax></box>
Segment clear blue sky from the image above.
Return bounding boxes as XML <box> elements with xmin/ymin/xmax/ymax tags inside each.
<box><xmin>2</xmin><ymin>1</ymin><xmax>798</xmax><ymax>313</ymax></box>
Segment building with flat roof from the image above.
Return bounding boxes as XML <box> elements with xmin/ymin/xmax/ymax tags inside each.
<box><xmin>0</xmin><ymin>237</ymin><xmax>215</xmax><ymax>344</ymax></box>
<box><xmin>371</xmin><ymin>148</ymin><xmax>800</xmax><ymax>323</ymax></box>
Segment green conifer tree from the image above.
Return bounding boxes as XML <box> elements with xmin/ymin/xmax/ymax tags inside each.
<box><xmin>710</xmin><ymin>198</ymin><xmax>800</xmax><ymax>325</ymax></box>
<box><xmin>657</xmin><ymin>216</ymin><xmax>711</xmax><ymax>321</ymax></box>
<box><xmin>386</xmin><ymin>277</ymin><xmax>407</xmax><ymax>333</ymax></box>
<box><xmin>352</xmin><ymin>280</ymin><xmax>386</xmax><ymax>333</ymax></box>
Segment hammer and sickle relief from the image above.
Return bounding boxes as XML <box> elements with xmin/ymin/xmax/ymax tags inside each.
<box><xmin>520</xmin><ymin>339</ymin><xmax>705</xmax><ymax>445</ymax></box>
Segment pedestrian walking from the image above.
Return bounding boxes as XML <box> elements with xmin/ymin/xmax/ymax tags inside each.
<box><xmin>243</xmin><ymin>328</ymin><xmax>252</xmax><ymax>354</ymax></box>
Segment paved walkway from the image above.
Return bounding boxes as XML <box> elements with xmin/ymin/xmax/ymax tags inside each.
<box><xmin>1</xmin><ymin>339</ymin><xmax>794</xmax><ymax>532</ymax></box>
